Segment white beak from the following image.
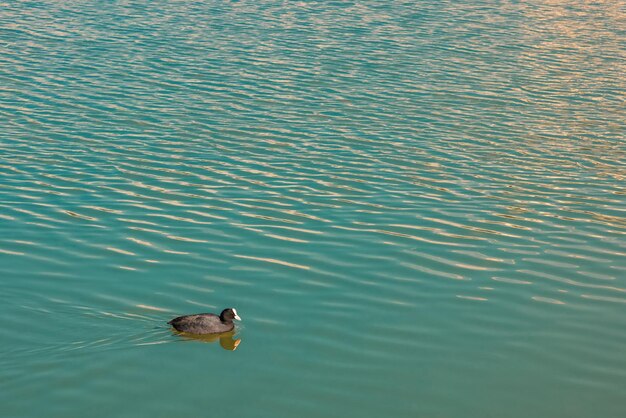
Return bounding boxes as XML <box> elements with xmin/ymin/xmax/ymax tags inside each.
<box><xmin>233</xmin><ymin>309</ymin><xmax>241</xmax><ymax>321</ymax></box>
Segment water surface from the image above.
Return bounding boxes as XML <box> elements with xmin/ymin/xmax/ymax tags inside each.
<box><xmin>1</xmin><ymin>1</ymin><xmax>625</xmax><ymax>417</ymax></box>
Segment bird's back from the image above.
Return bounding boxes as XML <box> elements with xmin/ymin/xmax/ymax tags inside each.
<box><xmin>168</xmin><ymin>313</ymin><xmax>232</xmax><ymax>334</ymax></box>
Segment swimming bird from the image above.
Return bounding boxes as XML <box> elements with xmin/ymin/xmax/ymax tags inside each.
<box><xmin>168</xmin><ymin>308</ymin><xmax>241</xmax><ymax>335</ymax></box>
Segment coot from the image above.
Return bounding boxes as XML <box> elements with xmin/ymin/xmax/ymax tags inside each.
<box><xmin>168</xmin><ymin>308</ymin><xmax>241</xmax><ymax>334</ymax></box>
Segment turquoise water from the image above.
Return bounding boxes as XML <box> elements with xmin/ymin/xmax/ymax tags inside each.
<box><xmin>1</xmin><ymin>1</ymin><xmax>625</xmax><ymax>417</ymax></box>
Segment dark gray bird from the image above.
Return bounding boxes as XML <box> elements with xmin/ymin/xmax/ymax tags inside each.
<box><xmin>168</xmin><ymin>308</ymin><xmax>241</xmax><ymax>334</ymax></box>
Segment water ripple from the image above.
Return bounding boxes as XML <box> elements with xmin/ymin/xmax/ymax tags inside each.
<box><xmin>1</xmin><ymin>1</ymin><xmax>625</xmax><ymax>417</ymax></box>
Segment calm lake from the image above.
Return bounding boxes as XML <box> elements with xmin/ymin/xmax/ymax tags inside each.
<box><xmin>1</xmin><ymin>1</ymin><xmax>625</xmax><ymax>417</ymax></box>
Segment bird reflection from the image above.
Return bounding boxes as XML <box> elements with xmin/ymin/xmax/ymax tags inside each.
<box><xmin>171</xmin><ymin>329</ymin><xmax>241</xmax><ymax>351</ymax></box>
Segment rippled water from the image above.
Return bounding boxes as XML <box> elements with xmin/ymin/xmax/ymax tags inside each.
<box><xmin>1</xmin><ymin>1</ymin><xmax>625</xmax><ymax>417</ymax></box>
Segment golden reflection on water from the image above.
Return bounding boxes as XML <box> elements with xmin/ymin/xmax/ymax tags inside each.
<box><xmin>172</xmin><ymin>330</ymin><xmax>242</xmax><ymax>351</ymax></box>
